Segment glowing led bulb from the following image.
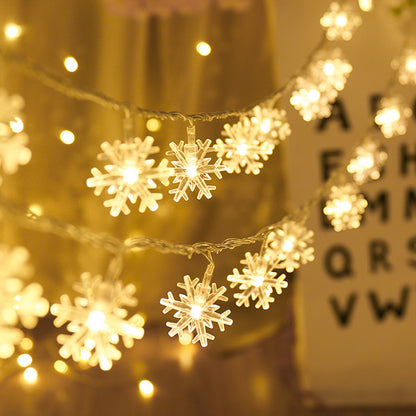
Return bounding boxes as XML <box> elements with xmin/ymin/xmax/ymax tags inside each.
<box><xmin>17</xmin><ymin>353</ymin><xmax>32</xmax><ymax>367</ymax></box>
<box><xmin>179</xmin><ymin>331</ymin><xmax>193</xmax><ymax>346</ymax></box>
<box><xmin>323</xmin><ymin>62</ymin><xmax>335</xmax><ymax>76</ymax></box>
<box><xmin>308</xmin><ymin>89</ymin><xmax>320</xmax><ymax>102</ymax></box>
<box><xmin>86</xmin><ymin>310</ymin><xmax>107</xmax><ymax>332</ymax></box>
<box><xmin>80</xmin><ymin>348</ymin><xmax>91</xmax><ymax>361</ymax></box>
<box><xmin>236</xmin><ymin>143</ymin><xmax>248</xmax><ymax>155</ymax></box>
<box><xmin>146</xmin><ymin>118</ymin><xmax>162</xmax><ymax>132</ymax></box>
<box><xmin>64</xmin><ymin>56</ymin><xmax>78</xmax><ymax>72</ymax></box>
<box><xmin>335</xmin><ymin>13</ymin><xmax>347</xmax><ymax>27</ymax></box>
<box><xmin>406</xmin><ymin>58</ymin><xmax>416</xmax><ymax>72</ymax></box>
<box><xmin>20</xmin><ymin>337</ymin><xmax>33</xmax><ymax>351</ymax></box>
<box><xmin>122</xmin><ymin>166</ymin><xmax>140</xmax><ymax>184</ymax></box>
<box><xmin>260</xmin><ymin>120</ymin><xmax>271</xmax><ymax>133</ymax></box>
<box><xmin>359</xmin><ymin>0</ymin><xmax>373</xmax><ymax>11</ymax></box>
<box><xmin>282</xmin><ymin>238</ymin><xmax>295</xmax><ymax>253</ymax></box>
<box><xmin>196</xmin><ymin>41</ymin><xmax>211</xmax><ymax>56</ymax></box>
<box><xmin>139</xmin><ymin>380</ymin><xmax>154</xmax><ymax>398</ymax></box>
<box><xmin>185</xmin><ymin>164</ymin><xmax>198</xmax><ymax>178</ymax></box>
<box><xmin>4</xmin><ymin>23</ymin><xmax>22</xmax><ymax>40</ymax></box>
<box><xmin>23</xmin><ymin>367</ymin><xmax>37</xmax><ymax>383</ymax></box>
<box><xmin>190</xmin><ymin>305</ymin><xmax>203</xmax><ymax>319</ymax></box>
<box><xmin>60</xmin><ymin>130</ymin><xmax>75</xmax><ymax>145</ymax></box>
<box><xmin>392</xmin><ymin>49</ymin><xmax>416</xmax><ymax>85</ymax></box>
<box><xmin>54</xmin><ymin>360</ymin><xmax>68</xmax><ymax>374</ymax></box>
<box><xmin>253</xmin><ymin>273</ymin><xmax>264</xmax><ymax>287</ymax></box>
<box><xmin>10</xmin><ymin>117</ymin><xmax>24</xmax><ymax>133</ymax></box>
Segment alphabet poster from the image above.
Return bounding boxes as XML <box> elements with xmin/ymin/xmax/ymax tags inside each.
<box><xmin>273</xmin><ymin>0</ymin><xmax>416</xmax><ymax>405</ymax></box>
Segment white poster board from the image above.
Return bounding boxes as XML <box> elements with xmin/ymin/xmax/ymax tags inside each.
<box><xmin>273</xmin><ymin>0</ymin><xmax>416</xmax><ymax>405</ymax></box>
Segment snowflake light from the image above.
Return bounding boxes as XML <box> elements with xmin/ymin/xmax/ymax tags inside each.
<box><xmin>87</xmin><ymin>136</ymin><xmax>173</xmax><ymax>216</ymax></box>
<box><xmin>347</xmin><ymin>137</ymin><xmax>387</xmax><ymax>184</ymax></box>
<box><xmin>227</xmin><ymin>252</ymin><xmax>287</xmax><ymax>310</ymax></box>
<box><xmin>0</xmin><ymin>89</ymin><xmax>31</xmax><ymax>182</ymax></box>
<box><xmin>51</xmin><ymin>273</ymin><xmax>145</xmax><ymax>370</ymax></box>
<box><xmin>309</xmin><ymin>48</ymin><xmax>352</xmax><ymax>92</ymax></box>
<box><xmin>215</xmin><ymin>118</ymin><xmax>274</xmax><ymax>174</ymax></box>
<box><xmin>167</xmin><ymin>126</ymin><xmax>225</xmax><ymax>201</ymax></box>
<box><xmin>391</xmin><ymin>48</ymin><xmax>416</xmax><ymax>85</ymax></box>
<box><xmin>290</xmin><ymin>77</ymin><xmax>334</xmax><ymax>121</ymax></box>
<box><xmin>160</xmin><ymin>264</ymin><xmax>232</xmax><ymax>347</ymax></box>
<box><xmin>374</xmin><ymin>96</ymin><xmax>412</xmax><ymax>138</ymax></box>
<box><xmin>323</xmin><ymin>183</ymin><xmax>368</xmax><ymax>231</ymax></box>
<box><xmin>320</xmin><ymin>1</ymin><xmax>362</xmax><ymax>41</ymax></box>
<box><xmin>0</xmin><ymin>246</ymin><xmax>49</xmax><ymax>359</ymax></box>
<box><xmin>265</xmin><ymin>220</ymin><xmax>315</xmax><ymax>273</ymax></box>
<box><xmin>250</xmin><ymin>105</ymin><xmax>291</xmax><ymax>146</ymax></box>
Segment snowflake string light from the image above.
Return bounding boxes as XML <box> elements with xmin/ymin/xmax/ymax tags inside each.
<box><xmin>309</xmin><ymin>48</ymin><xmax>352</xmax><ymax>92</ymax></box>
<box><xmin>0</xmin><ymin>245</ymin><xmax>49</xmax><ymax>359</ymax></box>
<box><xmin>215</xmin><ymin>118</ymin><xmax>274</xmax><ymax>174</ymax></box>
<box><xmin>0</xmin><ymin>89</ymin><xmax>31</xmax><ymax>182</ymax></box>
<box><xmin>250</xmin><ymin>105</ymin><xmax>291</xmax><ymax>146</ymax></box>
<box><xmin>265</xmin><ymin>220</ymin><xmax>315</xmax><ymax>273</ymax></box>
<box><xmin>391</xmin><ymin>48</ymin><xmax>416</xmax><ymax>85</ymax></box>
<box><xmin>323</xmin><ymin>183</ymin><xmax>368</xmax><ymax>231</ymax></box>
<box><xmin>160</xmin><ymin>264</ymin><xmax>232</xmax><ymax>347</ymax></box>
<box><xmin>87</xmin><ymin>136</ymin><xmax>173</xmax><ymax>216</ymax></box>
<box><xmin>374</xmin><ymin>96</ymin><xmax>412</xmax><ymax>138</ymax></box>
<box><xmin>320</xmin><ymin>1</ymin><xmax>362</xmax><ymax>41</ymax></box>
<box><xmin>347</xmin><ymin>137</ymin><xmax>387</xmax><ymax>184</ymax></box>
<box><xmin>51</xmin><ymin>273</ymin><xmax>145</xmax><ymax>371</ymax></box>
<box><xmin>290</xmin><ymin>77</ymin><xmax>335</xmax><ymax>121</ymax></box>
<box><xmin>167</xmin><ymin>126</ymin><xmax>225</xmax><ymax>202</ymax></box>
<box><xmin>227</xmin><ymin>252</ymin><xmax>287</xmax><ymax>310</ymax></box>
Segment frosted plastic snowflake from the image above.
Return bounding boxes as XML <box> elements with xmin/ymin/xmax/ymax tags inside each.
<box><xmin>0</xmin><ymin>245</ymin><xmax>49</xmax><ymax>359</ymax></box>
<box><xmin>0</xmin><ymin>89</ymin><xmax>31</xmax><ymax>182</ymax></box>
<box><xmin>160</xmin><ymin>267</ymin><xmax>232</xmax><ymax>347</ymax></box>
<box><xmin>323</xmin><ymin>183</ymin><xmax>368</xmax><ymax>231</ymax></box>
<box><xmin>215</xmin><ymin>118</ymin><xmax>274</xmax><ymax>175</ymax></box>
<box><xmin>320</xmin><ymin>1</ymin><xmax>362</xmax><ymax>41</ymax></box>
<box><xmin>250</xmin><ymin>105</ymin><xmax>291</xmax><ymax>146</ymax></box>
<box><xmin>87</xmin><ymin>136</ymin><xmax>173</xmax><ymax>216</ymax></box>
<box><xmin>309</xmin><ymin>48</ymin><xmax>352</xmax><ymax>92</ymax></box>
<box><xmin>227</xmin><ymin>252</ymin><xmax>287</xmax><ymax>310</ymax></box>
<box><xmin>391</xmin><ymin>48</ymin><xmax>416</xmax><ymax>85</ymax></box>
<box><xmin>374</xmin><ymin>96</ymin><xmax>412</xmax><ymax>138</ymax></box>
<box><xmin>347</xmin><ymin>137</ymin><xmax>387</xmax><ymax>184</ymax></box>
<box><xmin>167</xmin><ymin>138</ymin><xmax>225</xmax><ymax>202</ymax></box>
<box><xmin>265</xmin><ymin>220</ymin><xmax>315</xmax><ymax>273</ymax></box>
<box><xmin>290</xmin><ymin>77</ymin><xmax>335</xmax><ymax>121</ymax></box>
<box><xmin>51</xmin><ymin>273</ymin><xmax>145</xmax><ymax>371</ymax></box>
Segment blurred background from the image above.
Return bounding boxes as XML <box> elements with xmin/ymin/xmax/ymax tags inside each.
<box><xmin>0</xmin><ymin>0</ymin><xmax>415</xmax><ymax>415</ymax></box>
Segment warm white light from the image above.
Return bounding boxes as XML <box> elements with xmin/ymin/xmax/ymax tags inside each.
<box><xmin>406</xmin><ymin>58</ymin><xmax>416</xmax><ymax>72</ymax></box>
<box><xmin>60</xmin><ymin>130</ymin><xmax>75</xmax><ymax>145</ymax></box>
<box><xmin>359</xmin><ymin>0</ymin><xmax>373</xmax><ymax>11</ymax></box>
<box><xmin>122</xmin><ymin>166</ymin><xmax>140</xmax><ymax>184</ymax></box>
<box><xmin>146</xmin><ymin>118</ymin><xmax>162</xmax><ymax>132</ymax></box>
<box><xmin>17</xmin><ymin>353</ymin><xmax>32</xmax><ymax>367</ymax></box>
<box><xmin>80</xmin><ymin>348</ymin><xmax>91</xmax><ymax>361</ymax></box>
<box><xmin>4</xmin><ymin>23</ymin><xmax>22</xmax><ymax>40</ymax></box>
<box><xmin>196</xmin><ymin>41</ymin><xmax>211</xmax><ymax>56</ymax></box>
<box><xmin>335</xmin><ymin>13</ymin><xmax>347</xmax><ymax>27</ymax></box>
<box><xmin>179</xmin><ymin>331</ymin><xmax>193</xmax><ymax>346</ymax></box>
<box><xmin>323</xmin><ymin>62</ymin><xmax>335</xmax><ymax>76</ymax></box>
<box><xmin>375</xmin><ymin>108</ymin><xmax>400</xmax><ymax>125</ymax></box>
<box><xmin>29</xmin><ymin>204</ymin><xmax>43</xmax><ymax>216</ymax></box>
<box><xmin>20</xmin><ymin>338</ymin><xmax>33</xmax><ymax>351</ymax></box>
<box><xmin>282</xmin><ymin>238</ymin><xmax>294</xmax><ymax>253</ymax></box>
<box><xmin>259</xmin><ymin>120</ymin><xmax>271</xmax><ymax>133</ymax></box>
<box><xmin>23</xmin><ymin>367</ymin><xmax>38</xmax><ymax>383</ymax></box>
<box><xmin>190</xmin><ymin>305</ymin><xmax>203</xmax><ymax>319</ymax></box>
<box><xmin>10</xmin><ymin>117</ymin><xmax>24</xmax><ymax>133</ymax></box>
<box><xmin>253</xmin><ymin>274</ymin><xmax>264</xmax><ymax>288</ymax></box>
<box><xmin>335</xmin><ymin>199</ymin><xmax>352</xmax><ymax>212</ymax></box>
<box><xmin>86</xmin><ymin>310</ymin><xmax>107</xmax><ymax>331</ymax></box>
<box><xmin>186</xmin><ymin>165</ymin><xmax>198</xmax><ymax>178</ymax></box>
<box><xmin>64</xmin><ymin>56</ymin><xmax>78</xmax><ymax>72</ymax></box>
<box><xmin>139</xmin><ymin>379</ymin><xmax>154</xmax><ymax>398</ymax></box>
<box><xmin>54</xmin><ymin>360</ymin><xmax>68</xmax><ymax>374</ymax></box>
<box><xmin>236</xmin><ymin>143</ymin><xmax>248</xmax><ymax>156</ymax></box>
<box><xmin>307</xmin><ymin>89</ymin><xmax>320</xmax><ymax>102</ymax></box>
<box><xmin>357</xmin><ymin>156</ymin><xmax>374</xmax><ymax>169</ymax></box>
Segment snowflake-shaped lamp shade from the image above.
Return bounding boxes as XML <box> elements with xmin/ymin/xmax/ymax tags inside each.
<box><xmin>160</xmin><ymin>264</ymin><xmax>232</xmax><ymax>347</ymax></box>
<box><xmin>250</xmin><ymin>106</ymin><xmax>291</xmax><ymax>146</ymax></box>
<box><xmin>290</xmin><ymin>77</ymin><xmax>335</xmax><ymax>122</ymax></box>
<box><xmin>87</xmin><ymin>136</ymin><xmax>173</xmax><ymax>216</ymax></box>
<box><xmin>51</xmin><ymin>273</ymin><xmax>144</xmax><ymax>370</ymax></box>
<box><xmin>323</xmin><ymin>183</ymin><xmax>368</xmax><ymax>231</ymax></box>
<box><xmin>320</xmin><ymin>2</ymin><xmax>362</xmax><ymax>41</ymax></box>
<box><xmin>0</xmin><ymin>246</ymin><xmax>49</xmax><ymax>359</ymax></box>
<box><xmin>391</xmin><ymin>48</ymin><xmax>416</xmax><ymax>85</ymax></box>
<box><xmin>167</xmin><ymin>126</ymin><xmax>225</xmax><ymax>202</ymax></box>
<box><xmin>0</xmin><ymin>89</ymin><xmax>31</xmax><ymax>182</ymax></box>
<box><xmin>309</xmin><ymin>48</ymin><xmax>352</xmax><ymax>92</ymax></box>
<box><xmin>227</xmin><ymin>252</ymin><xmax>287</xmax><ymax>310</ymax></box>
<box><xmin>265</xmin><ymin>220</ymin><xmax>315</xmax><ymax>273</ymax></box>
<box><xmin>374</xmin><ymin>96</ymin><xmax>412</xmax><ymax>138</ymax></box>
<box><xmin>347</xmin><ymin>137</ymin><xmax>387</xmax><ymax>184</ymax></box>
<box><xmin>215</xmin><ymin>118</ymin><xmax>274</xmax><ymax>174</ymax></box>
